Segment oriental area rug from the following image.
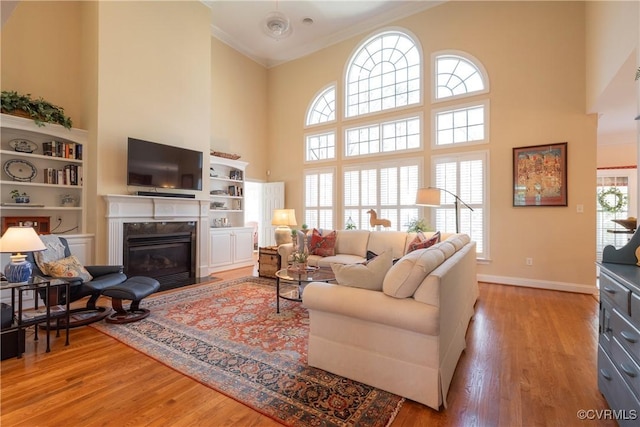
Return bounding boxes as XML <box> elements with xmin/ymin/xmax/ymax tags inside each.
<box><xmin>91</xmin><ymin>277</ymin><xmax>404</xmax><ymax>427</ymax></box>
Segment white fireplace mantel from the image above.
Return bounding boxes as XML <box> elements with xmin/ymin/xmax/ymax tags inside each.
<box><xmin>103</xmin><ymin>194</ymin><xmax>210</xmax><ymax>278</ymax></box>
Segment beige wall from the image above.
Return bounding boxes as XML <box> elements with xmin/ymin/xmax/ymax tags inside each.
<box><xmin>93</xmin><ymin>1</ymin><xmax>211</xmax><ymax>261</ymax></box>
<box><xmin>211</xmin><ymin>38</ymin><xmax>268</xmax><ymax>181</ymax></box>
<box><xmin>598</xmin><ymin>143</ymin><xmax>637</xmax><ymax>169</ymax></box>
<box><xmin>1</xmin><ymin>1</ymin><xmax>85</xmax><ymax>128</ymax></box>
<box><xmin>267</xmin><ymin>1</ymin><xmax>598</xmax><ymax>289</ymax></box>
<box><xmin>2</xmin><ymin>1</ymin><xmax>212</xmax><ymax>263</ymax></box>
<box><xmin>586</xmin><ymin>0</ymin><xmax>639</xmax><ymax>111</ymax></box>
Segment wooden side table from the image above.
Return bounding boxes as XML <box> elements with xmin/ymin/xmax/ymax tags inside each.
<box><xmin>258</xmin><ymin>246</ymin><xmax>280</xmax><ymax>279</ymax></box>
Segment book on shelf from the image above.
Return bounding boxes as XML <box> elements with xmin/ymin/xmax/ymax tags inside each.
<box><xmin>42</xmin><ymin>141</ymin><xmax>83</xmax><ymax>160</ymax></box>
<box><xmin>43</xmin><ymin>164</ymin><xmax>82</xmax><ymax>186</ymax></box>
<box><xmin>21</xmin><ymin>305</ymin><xmax>65</xmax><ymax>321</ymax></box>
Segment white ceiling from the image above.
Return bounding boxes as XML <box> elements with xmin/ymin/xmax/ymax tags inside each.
<box><xmin>205</xmin><ymin>0</ymin><xmax>637</xmax><ymax>146</ymax></box>
<box><xmin>205</xmin><ymin>0</ymin><xmax>441</xmax><ymax>68</ymax></box>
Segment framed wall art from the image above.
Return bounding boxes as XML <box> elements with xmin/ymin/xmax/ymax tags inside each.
<box><xmin>513</xmin><ymin>142</ymin><xmax>567</xmax><ymax>207</ymax></box>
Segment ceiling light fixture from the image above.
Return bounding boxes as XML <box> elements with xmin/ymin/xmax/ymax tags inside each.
<box><xmin>262</xmin><ymin>1</ymin><xmax>291</xmax><ymax>40</ymax></box>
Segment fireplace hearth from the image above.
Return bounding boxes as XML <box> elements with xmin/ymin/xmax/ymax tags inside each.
<box><xmin>123</xmin><ymin>222</ymin><xmax>198</xmax><ymax>291</ymax></box>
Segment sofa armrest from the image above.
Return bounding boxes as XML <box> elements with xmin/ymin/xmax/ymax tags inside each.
<box><xmin>303</xmin><ymin>282</ymin><xmax>439</xmax><ymax>336</ymax></box>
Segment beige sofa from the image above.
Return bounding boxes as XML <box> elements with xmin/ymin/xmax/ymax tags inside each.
<box><xmin>300</xmin><ymin>232</ymin><xmax>478</xmax><ymax>410</ymax></box>
<box><xmin>278</xmin><ymin>229</ymin><xmax>439</xmax><ymax>267</ymax></box>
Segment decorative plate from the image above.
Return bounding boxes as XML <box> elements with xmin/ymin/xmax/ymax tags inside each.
<box><xmin>3</xmin><ymin>159</ymin><xmax>37</xmax><ymax>182</ymax></box>
<box><xmin>8</xmin><ymin>139</ymin><xmax>37</xmax><ymax>153</ymax></box>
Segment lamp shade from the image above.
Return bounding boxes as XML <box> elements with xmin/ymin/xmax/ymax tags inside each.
<box><xmin>0</xmin><ymin>226</ymin><xmax>46</xmax><ymax>283</ymax></box>
<box><xmin>272</xmin><ymin>209</ymin><xmax>297</xmax><ymax>227</ymax></box>
<box><xmin>0</xmin><ymin>226</ymin><xmax>46</xmax><ymax>253</ymax></box>
<box><xmin>415</xmin><ymin>188</ymin><xmax>441</xmax><ymax>206</ymax></box>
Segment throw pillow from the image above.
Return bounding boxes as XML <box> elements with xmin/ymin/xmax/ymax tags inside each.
<box><xmin>366</xmin><ymin>250</ymin><xmax>399</xmax><ymax>265</ymax></box>
<box><xmin>309</xmin><ymin>229</ymin><xmax>337</xmax><ymax>256</ymax></box>
<box><xmin>33</xmin><ymin>235</ymin><xmax>67</xmax><ymax>275</ymax></box>
<box><xmin>43</xmin><ymin>255</ymin><xmax>93</xmax><ymax>283</ymax></box>
<box><xmin>331</xmin><ymin>250</ymin><xmax>393</xmax><ymax>291</ymax></box>
<box><xmin>408</xmin><ymin>231</ymin><xmax>440</xmax><ymax>253</ymax></box>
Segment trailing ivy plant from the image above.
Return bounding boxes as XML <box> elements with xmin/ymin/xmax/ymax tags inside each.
<box><xmin>1</xmin><ymin>90</ymin><xmax>72</xmax><ymax>129</ymax></box>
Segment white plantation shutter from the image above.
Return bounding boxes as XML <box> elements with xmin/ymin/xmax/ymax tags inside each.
<box><xmin>432</xmin><ymin>152</ymin><xmax>487</xmax><ymax>257</ymax></box>
<box><xmin>344</xmin><ymin>159</ymin><xmax>421</xmax><ymax>231</ymax></box>
<box><xmin>305</xmin><ymin>168</ymin><xmax>334</xmax><ymax>229</ymax></box>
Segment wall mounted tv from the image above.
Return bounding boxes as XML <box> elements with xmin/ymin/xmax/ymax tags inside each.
<box><xmin>127</xmin><ymin>138</ymin><xmax>203</xmax><ymax>191</ymax></box>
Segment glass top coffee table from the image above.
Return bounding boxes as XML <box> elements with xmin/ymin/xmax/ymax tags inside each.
<box><xmin>275</xmin><ymin>266</ymin><xmax>335</xmax><ymax>313</ymax></box>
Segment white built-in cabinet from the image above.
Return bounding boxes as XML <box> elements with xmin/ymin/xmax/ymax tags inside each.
<box><xmin>208</xmin><ymin>227</ymin><xmax>255</xmax><ymax>272</ymax></box>
<box><xmin>208</xmin><ymin>155</ymin><xmax>254</xmax><ymax>273</ymax></box>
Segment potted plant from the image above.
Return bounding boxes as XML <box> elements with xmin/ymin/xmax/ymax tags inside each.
<box><xmin>292</xmin><ymin>251</ymin><xmax>309</xmax><ymax>270</ymax></box>
<box><xmin>406</xmin><ymin>218</ymin><xmax>432</xmax><ymax>233</ymax></box>
<box><xmin>10</xmin><ymin>189</ymin><xmax>29</xmax><ymax>204</ymax></box>
<box><xmin>1</xmin><ymin>91</ymin><xmax>72</xmax><ymax>129</ymax></box>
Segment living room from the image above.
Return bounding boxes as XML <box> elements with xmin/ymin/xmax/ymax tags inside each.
<box><xmin>2</xmin><ymin>0</ymin><xmax>637</xmax><ymax>292</ymax></box>
<box><xmin>1</xmin><ymin>0</ymin><xmax>639</xmax><ymax>425</ymax></box>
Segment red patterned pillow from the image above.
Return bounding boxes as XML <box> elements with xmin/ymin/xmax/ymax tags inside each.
<box><xmin>408</xmin><ymin>231</ymin><xmax>441</xmax><ymax>253</ymax></box>
<box><xmin>309</xmin><ymin>229</ymin><xmax>337</xmax><ymax>256</ymax></box>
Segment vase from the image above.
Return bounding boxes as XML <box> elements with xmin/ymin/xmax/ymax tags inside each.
<box><xmin>14</xmin><ymin>196</ymin><xmax>29</xmax><ymax>204</ymax></box>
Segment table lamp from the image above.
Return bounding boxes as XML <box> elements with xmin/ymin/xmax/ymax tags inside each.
<box><xmin>272</xmin><ymin>209</ymin><xmax>297</xmax><ymax>246</ymax></box>
<box><xmin>0</xmin><ymin>226</ymin><xmax>47</xmax><ymax>283</ymax></box>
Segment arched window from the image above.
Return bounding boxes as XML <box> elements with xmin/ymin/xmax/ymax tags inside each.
<box><xmin>434</xmin><ymin>52</ymin><xmax>488</xmax><ymax>101</ymax></box>
<box><xmin>345</xmin><ymin>30</ymin><xmax>421</xmax><ymax>118</ymax></box>
<box><xmin>306</xmin><ymin>85</ymin><xmax>336</xmax><ymax>126</ymax></box>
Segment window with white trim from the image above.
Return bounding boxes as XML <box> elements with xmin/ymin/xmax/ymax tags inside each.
<box><xmin>306</xmin><ymin>85</ymin><xmax>336</xmax><ymax>126</ymax></box>
<box><xmin>345</xmin><ymin>30</ymin><xmax>421</xmax><ymax>118</ymax></box>
<box><xmin>304</xmin><ymin>168</ymin><xmax>335</xmax><ymax>229</ymax></box>
<box><xmin>343</xmin><ymin>159</ymin><xmax>421</xmax><ymax>231</ymax></box>
<box><xmin>345</xmin><ymin>115</ymin><xmax>421</xmax><ymax>157</ymax></box>
<box><xmin>305</xmin><ymin>131</ymin><xmax>336</xmax><ymax>162</ymax></box>
<box><xmin>596</xmin><ymin>169</ymin><xmax>637</xmax><ymax>262</ymax></box>
<box><xmin>431</xmin><ymin>151</ymin><xmax>488</xmax><ymax>257</ymax></box>
<box><xmin>433</xmin><ymin>100</ymin><xmax>488</xmax><ymax>147</ymax></box>
<box><xmin>435</xmin><ymin>53</ymin><xmax>487</xmax><ymax>100</ymax></box>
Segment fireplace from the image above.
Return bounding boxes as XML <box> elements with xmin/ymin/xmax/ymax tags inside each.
<box><xmin>123</xmin><ymin>222</ymin><xmax>197</xmax><ymax>290</ymax></box>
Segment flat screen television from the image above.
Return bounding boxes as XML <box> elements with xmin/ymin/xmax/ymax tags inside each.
<box><xmin>127</xmin><ymin>138</ymin><xmax>203</xmax><ymax>191</ymax></box>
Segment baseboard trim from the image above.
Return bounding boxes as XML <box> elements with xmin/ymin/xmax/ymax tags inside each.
<box><xmin>477</xmin><ymin>274</ymin><xmax>597</xmax><ymax>295</ymax></box>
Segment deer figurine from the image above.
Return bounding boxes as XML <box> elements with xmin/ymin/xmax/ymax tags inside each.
<box><xmin>367</xmin><ymin>209</ymin><xmax>391</xmax><ymax>229</ymax></box>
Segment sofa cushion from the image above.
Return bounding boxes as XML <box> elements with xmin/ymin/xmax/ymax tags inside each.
<box><xmin>382</xmin><ymin>248</ymin><xmax>445</xmax><ymax>298</ymax></box>
<box><xmin>310</xmin><ymin>229</ymin><xmax>337</xmax><ymax>256</ymax></box>
<box><xmin>367</xmin><ymin>231</ymin><xmax>410</xmax><ymax>260</ymax></box>
<box><xmin>434</xmin><ymin>241</ymin><xmax>457</xmax><ymax>259</ymax></box>
<box><xmin>408</xmin><ymin>231</ymin><xmax>440</xmax><ymax>253</ymax></box>
<box><xmin>446</xmin><ymin>233</ymin><xmax>470</xmax><ymax>250</ymax></box>
<box><xmin>335</xmin><ymin>230</ymin><xmax>370</xmax><ymax>257</ymax></box>
<box><xmin>311</xmin><ymin>254</ymin><xmax>366</xmax><ymax>267</ymax></box>
<box><xmin>331</xmin><ymin>251</ymin><xmax>393</xmax><ymax>291</ymax></box>
<box><xmin>43</xmin><ymin>255</ymin><xmax>93</xmax><ymax>283</ymax></box>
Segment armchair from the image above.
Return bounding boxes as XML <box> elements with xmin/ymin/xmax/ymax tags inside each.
<box><xmin>26</xmin><ymin>235</ymin><xmax>127</xmax><ymax>327</ymax></box>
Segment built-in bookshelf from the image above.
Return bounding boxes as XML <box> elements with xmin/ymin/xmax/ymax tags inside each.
<box><xmin>0</xmin><ymin>113</ymin><xmax>87</xmax><ymax>235</ymax></box>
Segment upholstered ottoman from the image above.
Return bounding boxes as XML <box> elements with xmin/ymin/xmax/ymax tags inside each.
<box><xmin>102</xmin><ymin>276</ymin><xmax>160</xmax><ymax>324</ymax></box>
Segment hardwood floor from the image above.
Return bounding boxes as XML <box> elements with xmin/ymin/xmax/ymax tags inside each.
<box><xmin>1</xmin><ymin>265</ymin><xmax>613</xmax><ymax>426</ymax></box>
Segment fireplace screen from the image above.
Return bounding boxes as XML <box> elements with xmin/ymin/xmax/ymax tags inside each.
<box><xmin>123</xmin><ymin>222</ymin><xmax>196</xmax><ymax>286</ymax></box>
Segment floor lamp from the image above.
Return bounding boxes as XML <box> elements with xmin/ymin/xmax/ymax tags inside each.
<box><xmin>415</xmin><ymin>187</ymin><xmax>474</xmax><ymax>234</ymax></box>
